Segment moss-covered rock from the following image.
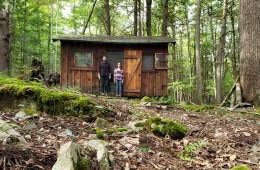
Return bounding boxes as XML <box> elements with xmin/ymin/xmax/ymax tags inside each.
<box><xmin>135</xmin><ymin>116</ymin><xmax>187</xmax><ymax>140</ymax></box>
<box><xmin>0</xmin><ymin>76</ymin><xmax>114</xmax><ymax>118</ymax></box>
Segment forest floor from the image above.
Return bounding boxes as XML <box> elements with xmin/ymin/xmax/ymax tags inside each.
<box><xmin>0</xmin><ymin>96</ymin><xmax>259</xmax><ymax>170</ymax></box>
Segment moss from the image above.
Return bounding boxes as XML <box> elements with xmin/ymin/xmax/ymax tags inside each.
<box><xmin>180</xmin><ymin>104</ymin><xmax>216</xmax><ymax>112</ymax></box>
<box><xmin>230</xmin><ymin>165</ymin><xmax>251</xmax><ymax>170</ymax></box>
<box><xmin>137</xmin><ymin>116</ymin><xmax>187</xmax><ymax>140</ymax></box>
<box><xmin>135</xmin><ymin>122</ymin><xmax>145</xmax><ymax>127</ymax></box>
<box><xmin>116</xmin><ymin>127</ymin><xmax>128</xmax><ymax>132</ymax></box>
<box><xmin>77</xmin><ymin>156</ymin><xmax>89</xmax><ymax>170</ymax></box>
<box><xmin>140</xmin><ymin>96</ymin><xmax>154</xmax><ymax>102</ymax></box>
<box><xmin>0</xmin><ymin>76</ymin><xmax>113</xmax><ymax>118</ymax></box>
<box><xmin>91</xmin><ymin>128</ymin><xmax>105</xmax><ymax>139</ymax></box>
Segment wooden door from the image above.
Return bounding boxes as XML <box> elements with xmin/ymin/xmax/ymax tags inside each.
<box><xmin>123</xmin><ymin>50</ymin><xmax>142</xmax><ymax>97</ymax></box>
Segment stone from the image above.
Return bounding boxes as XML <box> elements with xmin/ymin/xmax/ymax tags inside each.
<box><xmin>15</xmin><ymin>111</ymin><xmax>39</xmax><ymax>121</ymax></box>
<box><xmin>52</xmin><ymin>141</ymin><xmax>89</xmax><ymax>170</ymax></box>
<box><xmin>84</xmin><ymin>140</ymin><xmax>109</xmax><ymax>170</ymax></box>
<box><xmin>119</xmin><ymin>137</ymin><xmax>140</xmax><ymax>149</ymax></box>
<box><xmin>0</xmin><ymin>119</ymin><xmax>27</xmax><ymax>145</ymax></box>
<box><xmin>15</xmin><ymin>111</ymin><xmax>27</xmax><ymax>120</ymax></box>
<box><xmin>127</xmin><ymin>121</ymin><xmax>144</xmax><ymax>133</ymax></box>
<box><xmin>94</xmin><ymin>117</ymin><xmax>111</xmax><ymax>129</ymax></box>
<box><xmin>22</xmin><ymin>122</ymin><xmax>37</xmax><ymax>130</ymax></box>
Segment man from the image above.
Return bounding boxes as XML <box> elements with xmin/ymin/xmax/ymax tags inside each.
<box><xmin>98</xmin><ymin>56</ymin><xmax>111</xmax><ymax>96</ymax></box>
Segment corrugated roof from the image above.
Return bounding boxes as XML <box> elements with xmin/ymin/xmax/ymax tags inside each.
<box><xmin>52</xmin><ymin>35</ymin><xmax>176</xmax><ymax>44</ymax></box>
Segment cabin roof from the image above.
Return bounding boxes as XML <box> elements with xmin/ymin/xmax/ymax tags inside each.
<box><xmin>53</xmin><ymin>35</ymin><xmax>176</xmax><ymax>44</ymax></box>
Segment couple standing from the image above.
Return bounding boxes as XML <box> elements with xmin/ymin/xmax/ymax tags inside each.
<box><xmin>98</xmin><ymin>56</ymin><xmax>124</xmax><ymax>97</ymax></box>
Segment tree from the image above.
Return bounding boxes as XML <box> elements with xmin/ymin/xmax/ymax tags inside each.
<box><xmin>195</xmin><ymin>0</ymin><xmax>202</xmax><ymax>104</ymax></box>
<box><xmin>215</xmin><ymin>0</ymin><xmax>228</xmax><ymax>104</ymax></box>
<box><xmin>239</xmin><ymin>0</ymin><xmax>260</xmax><ymax>104</ymax></box>
<box><xmin>161</xmin><ymin>0</ymin><xmax>168</xmax><ymax>36</ymax></box>
<box><xmin>134</xmin><ymin>0</ymin><xmax>137</xmax><ymax>36</ymax></box>
<box><xmin>82</xmin><ymin>0</ymin><xmax>98</xmax><ymax>35</ymax></box>
<box><xmin>146</xmin><ymin>0</ymin><xmax>152</xmax><ymax>36</ymax></box>
<box><xmin>0</xmin><ymin>0</ymin><xmax>9</xmax><ymax>72</ymax></box>
<box><xmin>104</xmin><ymin>0</ymin><xmax>111</xmax><ymax>35</ymax></box>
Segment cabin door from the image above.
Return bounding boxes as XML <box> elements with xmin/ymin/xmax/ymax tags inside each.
<box><xmin>106</xmin><ymin>51</ymin><xmax>124</xmax><ymax>94</ymax></box>
<box><xmin>123</xmin><ymin>50</ymin><xmax>142</xmax><ymax>97</ymax></box>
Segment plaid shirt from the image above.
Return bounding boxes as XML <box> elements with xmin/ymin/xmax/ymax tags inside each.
<box><xmin>114</xmin><ymin>68</ymin><xmax>124</xmax><ymax>81</ymax></box>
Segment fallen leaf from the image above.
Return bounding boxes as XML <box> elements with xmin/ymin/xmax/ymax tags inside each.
<box><xmin>229</xmin><ymin>154</ymin><xmax>236</xmax><ymax>161</ymax></box>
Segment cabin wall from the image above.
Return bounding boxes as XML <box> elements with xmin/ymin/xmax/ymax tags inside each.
<box><xmin>60</xmin><ymin>41</ymin><xmax>169</xmax><ymax>96</ymax></box>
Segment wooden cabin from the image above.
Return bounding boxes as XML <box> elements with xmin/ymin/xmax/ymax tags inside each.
<box><xmin>53</xmin><ymin>35</ymin><xmax>175</xmax><ymax>97</ymax></box>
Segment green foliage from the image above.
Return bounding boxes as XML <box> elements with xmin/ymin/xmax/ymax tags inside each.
<box><xmin>230</xmin><ymin>165</ymin><xmax>251</xmax><ymax>170</ymax></box>
<box><xmin>140</xmin><ymin>96</ymin><xmax>154</xmax><ymax>102</ymax></box>
<box><xmin>180</xmin><ymin>141</ymin><xmax>207</xmax><ymax>161</ymax></box>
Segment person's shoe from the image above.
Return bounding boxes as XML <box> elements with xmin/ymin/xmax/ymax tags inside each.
<box><xmin>101</xmin><ymin>93</ymin><xmax>104</xmax><ymax>96</ymax></box>
<box><xmin>116</xmin><ymin>95</ymin><xmax>118</xmax><ymax>97</ymax></box>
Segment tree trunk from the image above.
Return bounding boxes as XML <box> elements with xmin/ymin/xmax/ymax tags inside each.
<box><xmin>138</xmin><ymin>0</ymin><xmax>142</xmax><ymax>36</ymax></box>
<box><xmin>195</xmin><ymin>0</ymin><xmax>202</xmax><ymax>104</ymax></box>
<box><xmin>161</xmin><ymin>0</ymin><xmax>168</xmax><ymax>36</ymax></box>
<box><xmin>82</xmin><ymin>0</ymin><xmax>97</xmax><ymax>35</ymax></box>
<box><xmin>216</xmin><ymin>0</ymin><xmax>228</xmax><ymax>104</ymax></box>
<box><xmin>0</xmin><ymin>3</ymin><xmax>9</xmax><ymax>72</ymax></box>
<box><xmin>134</xmin><ymin>0</ymin><xmax>137</xmax><ymax>36</ymax></box>
<box><xmin>146</xmin><ymin>0</ymin><xmax>152</xmax><ymax>36</ymax></box>
<box><xmin>104</xmin><ymin>0</ymin><xmax>111</xmax><ymax>36</ymax></box>
<box><xmin>239</xmin><ymin>0</ymin><xmax>260</xmax><ymax>104</ymax></box>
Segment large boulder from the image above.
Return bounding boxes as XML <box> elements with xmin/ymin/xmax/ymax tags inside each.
<box><xmin>52</xmin><ymin>141</ymin><xmax>89</xmax><ymax>170</ymax></box>
<box><xmin>84</xmin><ymin>140</ymin><xmax>109</xmax><ymax>170</ymax></box>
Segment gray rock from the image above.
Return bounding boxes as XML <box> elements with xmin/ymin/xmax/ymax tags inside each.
<box><xmin>15</xmin><ymin>111</ymin><xmax>27</xmax><ymax>120</ymax></box>
<box><xmin>94</xmin><ymin>117</ymin><xmax>111</xmax><ymax>129</ymax></box>
<box><xmin>127</xmin><ymin>121</ymin><xmax>144</xmax><ymax>133</ymax></box>
<box><xmin>22</xmin><ymin>122</ymin><xmax>37</xmax><ymax>130</ymax></box>
<box><xmin>15</xmin><ymin>111</ymin><xmax>39</xmax><ymax>121</ymax></box>
<box><xmin>0</xmin><ymin>119</ymin><xmax>27</xmax><ymax>145</ymax></box>
<box><xmin>52</xmin><ymin>141</ymin><xmax>89</xmax><ymax>170</ymax></box>
<box><xmin>84</xmin><ymin>140</ymin><xmax>109</xmax><ymax>170</ymax></box>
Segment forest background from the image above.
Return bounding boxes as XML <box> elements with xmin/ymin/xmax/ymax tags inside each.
<box><xmin>0</xmin><ymin>0</ymin><xmax>259</xmax><ymax>105</ymax></box>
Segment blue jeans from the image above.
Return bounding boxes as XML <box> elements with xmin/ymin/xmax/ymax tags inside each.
<box><xmin>115</xmin><ymin>80</ymin><xmax>122</xmax><ymax>96</ymax></box>
<box><xmin>100</xmin><ymin>76</ymin><xmax>109</xmax><ymax>94</ymax></box>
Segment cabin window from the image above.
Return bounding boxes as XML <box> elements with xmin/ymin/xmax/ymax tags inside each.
<box><xmin>142</xmin><ymin>54</ymin><xmax>154</xmax><ymax>70</ymax></box>
<box><xmin>155</xmin><ymin>53</ymin><xmax>168</xmax><ymax>69</ymax></box>
<box><xmin>74</xmin><ymin>52</ymin><xmax>93</xmax><ymax>67</ymax></box>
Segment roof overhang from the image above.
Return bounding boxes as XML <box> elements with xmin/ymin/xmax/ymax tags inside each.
<box><xmin>52</xmin><ymin>35</ymin><xmax>176</xmax><ymax>44</ymax></box>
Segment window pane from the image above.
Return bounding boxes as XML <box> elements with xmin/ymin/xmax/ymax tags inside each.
<box><xmin>142</xmin><ymin>54</ymin><xmax>154</xmax><ymax>70</ymax></box>
<box><xmin>75</xmin><ymin>52</ymin><xmax>93</xmax><ymax>67</ymax></box>
<box><xmin>155</xmin><ymin>53</ymin><xmax>168</xmax><ymax>69</ymax></box>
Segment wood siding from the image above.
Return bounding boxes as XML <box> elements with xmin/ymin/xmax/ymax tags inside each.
<box><xmin>60</xmin><ymin>42</ymin><xmax>169</xmax><ymax>97</ymax></box>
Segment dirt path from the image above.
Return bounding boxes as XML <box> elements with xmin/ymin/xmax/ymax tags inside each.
<box><xmin>0</xmin><ymin>97</ymin><xmax>259</xmax><ymax>170</ymax></box>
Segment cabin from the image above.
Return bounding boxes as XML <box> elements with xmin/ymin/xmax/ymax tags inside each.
<box><xmin>53</xmin><ymin>35</ymin><xmax>175</xmax><ymax>97</ymax></box>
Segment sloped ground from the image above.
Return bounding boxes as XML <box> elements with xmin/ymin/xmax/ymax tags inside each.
<box><xmin>0</xmin><ymin>96</ymin><xmax>259</xmax><ymax>170</ymax></box>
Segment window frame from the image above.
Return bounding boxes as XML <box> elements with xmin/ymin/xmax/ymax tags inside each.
<box><xmin>155</xmin><ymin>53</ymin><xmax>168</xmax><ymax>69</ymax></box>
<box><xmin>74</xmin><ymin>51</ymin><xmax>93</xmax><ymax>68</ymax></box>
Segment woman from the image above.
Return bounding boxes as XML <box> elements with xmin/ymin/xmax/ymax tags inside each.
<box><xmin>114</xmin><ymin>62</ymin><xmax>124</xmax><ymax>97</ymax></box>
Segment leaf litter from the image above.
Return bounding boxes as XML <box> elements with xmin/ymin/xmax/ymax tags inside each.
<box><xmin>0</xmin><ymin>97</ymin><xmax>259</xmax><ymax>170</ymax></box>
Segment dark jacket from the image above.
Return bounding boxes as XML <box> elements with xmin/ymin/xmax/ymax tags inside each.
<box><xmin>98</xmin><ymin>61</ymin><xmax>111</xmax><ymax>77</ymax></box>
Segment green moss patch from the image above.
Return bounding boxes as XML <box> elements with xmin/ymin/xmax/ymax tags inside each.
<box><xmin>230</xmin><ymin>165</ymin><xmax>251</xmax><ymax>170</ymax></box>
<box><xmin>135</xmin><ymin>116</ymin><xmax>187</xmax><ymax>140</ymax></box>
<box><xmin>0</xmin><ymin>76</ymin><xmax>113</xmax><ymax>117</ymax></box>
